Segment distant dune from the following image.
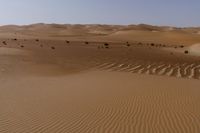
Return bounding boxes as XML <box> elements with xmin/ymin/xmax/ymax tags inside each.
<box><xmin>0</xmin><ymin>23</ymin><xmax>200</xmax><ymax>45</ymax></box>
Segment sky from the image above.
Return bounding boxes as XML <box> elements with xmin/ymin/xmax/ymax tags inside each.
<box><xmin>0</xmin><ymin>0</ymin><xmax>199</xmax><ymax>27</ymax></box>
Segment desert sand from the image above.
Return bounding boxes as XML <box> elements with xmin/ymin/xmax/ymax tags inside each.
<box><xmin>0</xmin><ymin>24</ymin><xmax>200</xmax><ymax>133</ymax></box>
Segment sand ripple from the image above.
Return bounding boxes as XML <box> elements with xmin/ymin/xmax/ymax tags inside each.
<box><xmin>95</xmin><ymin>61</ymin><xmax>200</xmax><ymax>80</ymax></box>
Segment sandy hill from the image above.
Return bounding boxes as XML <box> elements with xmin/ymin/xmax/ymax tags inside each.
<box><xmin>0</xmin><ymin>23</ymin><xmax>200</xmax><ymax>44</ymax></box>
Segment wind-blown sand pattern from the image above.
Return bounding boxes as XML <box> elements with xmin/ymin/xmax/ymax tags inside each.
<box><xmin>96</xmin><ymin>61</ymin><xmax>200</xmax><ymax>79</ymax></box>
<box><xmin>1</xmin><ymin>24</ymin><xmax>200</xmax><ymax>133</ymax></box>
<box><xmin>1</xmin><ymin>71</ymin><xmax>200</xmax><ymax>133</ymax></box>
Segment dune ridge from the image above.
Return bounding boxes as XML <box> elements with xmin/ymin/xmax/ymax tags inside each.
<box><xmin>1</xmin><ymin>23</ymin><xmax>200</xmax><ymax>44</ymax></box>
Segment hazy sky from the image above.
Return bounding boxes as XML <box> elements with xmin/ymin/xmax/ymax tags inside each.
<box><xmin>0</xmin><ymin>0</ymin><xmax>199</xmax><ymax>27</ymax></box>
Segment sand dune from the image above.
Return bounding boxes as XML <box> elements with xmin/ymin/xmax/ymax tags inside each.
<box><xmin>1</xmin><ymin>24</ymin><xmax>200</xmax><ymax>44</ymax></box>
<box><xmin>1</xmin><ymin>24</ymin><xmax>200</xmax><ymax>133</ymax></box>
<box><xmin>1</xmin><ymin>37</ymin><xmax>200</xmax><ymax>79</ymax></box>
<box><xmin>1</xmin><ymin>71</ymin><xmax>200</xmax><ymax>133</ymax></box>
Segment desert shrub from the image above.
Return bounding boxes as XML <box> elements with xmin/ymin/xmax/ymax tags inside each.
<box><xmin>2</xmin><ymin>41</ymin><xmax>7</xmax><ymax>45</ymax></box>
<box><xmin>184</xmin><ymin>50</ymin><xmax>189</xmax><ymax>54</ymax></box>
<box><xmin>126</xmin><ymin>42</ymin><xmax>130</xmax><ymax>47</ymax></box>
<box><xmin>151</xmin><ymin>43</ymin><xmax>155</xmax><ymax>46</ymax></box>
<box><xmin>104</xmin><ymin>43</ymin><xmax>110</xmax><ymax>49</ymax></box>
<box><xmin>104</xmin><ymin>43</ymin><xmax>109</xmax><ymax>46</ymax></box>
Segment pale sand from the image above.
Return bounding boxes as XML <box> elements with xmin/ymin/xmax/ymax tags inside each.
<box><xmin>189</xmin><ymin>43</ymin><xmax>200</xmax><ymax>56</ymax></box>
<box><xmin>1</xmin><ymin>71</ymin><xmax>200</xmax><ymax>133</ymax></box>
<box><xmin>1</xmin><ymin>24</ymin><xmax>200</xmax><ymax>133</ymax></box>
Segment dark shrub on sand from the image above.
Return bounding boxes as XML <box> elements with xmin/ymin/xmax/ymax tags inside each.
<box><xmin>51</xmin><ymin>46</ymin><xmax>55</xmax><ymax>50</ymax></box>
<box><xmin>104</xmin><ymin>43</ymin><xmax>109</xmax><ymax>46</ymax></box>
<box><xmin>2</xmin><ymin>41</ymin><xmax>7</xmax><ymax>45</ymax></box>
<box><xmin>126</xmin><ymin>42</ymin><xmax>130</xmax><ymax>47</ymax></box>
<box><xmin>104</xmin><ymin>43</ymin><xmax>109</xmax><ymax>48</ymax></box>
<box><xmin>184</xmin><ymin>50</ymin><xmax>189</xmax><ymax>54</ymax></box>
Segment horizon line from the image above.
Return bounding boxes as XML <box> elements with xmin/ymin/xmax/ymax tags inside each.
<box><xmin>0</xmin><ymin>22</ymin><xmax>200</xmax><ymax>28</ymax></box>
